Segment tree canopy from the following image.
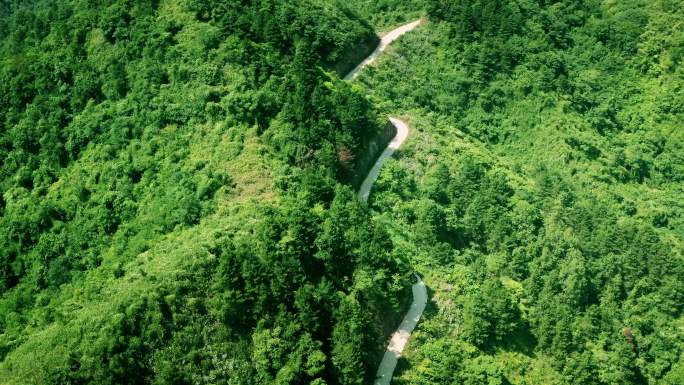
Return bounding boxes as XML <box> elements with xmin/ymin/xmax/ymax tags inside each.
<box><xmin>0</xmin><ymin>0</ymin><xmax>410</xmax><ymax>383</ymax></box>
<box><xmin>358</xmin><ymin>0</ymin><xmax>684</xmax><ymax>384</ymax></box>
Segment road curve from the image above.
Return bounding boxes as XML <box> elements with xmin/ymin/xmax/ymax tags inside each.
<box><xmin>374</xmin><ymin>275</ymin><xmax>427</xmax><ymax>385</ymax></box>
<box><xmin>357</xmin><ymin>117</ymin><xmax>409</xmax><ymax>202</ymax></box>
<box><xmin>344</xmin><ymin>19</ymin><xmax>422</xmax><ymax>81</ymax></box>
<box><xmin>344</xmin><ymin>19</ymin><xmax>427</xmax><ymax>385</ymax></box>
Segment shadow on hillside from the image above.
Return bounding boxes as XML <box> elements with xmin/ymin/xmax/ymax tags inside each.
<box><xmin>392</xmin><ymin>356</ymin><xmax>412</xmax><ymax>384</ymax></box>
<box><xmin>501</xmin><ymin>323</ymin><xmax>537</xmax><ymax>357</ymax></box>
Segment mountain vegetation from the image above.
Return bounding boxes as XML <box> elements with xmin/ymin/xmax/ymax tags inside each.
<box><xmin>0</xmin><ymin>0</ymin><xmax>409</xmax><ymax>383</ymax></box>
<box><xmin>1</xmin><ymin>0</ymin><xmax>683</xmax><ymax>384</ymax></box>
<box><xmin>356</xmin><ymin>0</ymin><xmax>684</xmax><ymax>384</ymax></box>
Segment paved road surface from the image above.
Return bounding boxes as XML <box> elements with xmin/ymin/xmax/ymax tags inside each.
<box><xmin>373</xmin><ymin>275</ymin><xmax>427</xmax><ymax>385</ymax></box>
<box><xmin>344</xmin><ymin>19</ymin><xmax>427</xmax><ymax>385</ymax></box>
<box><xmin>357</xmin><ymin>117</ymin><xmax>409</xmax><ymax>202</ymax></box>
<box><xmin>344</xmin><ymin>19</ymin><xmax>422</xmax><ymax>81</ymax></box>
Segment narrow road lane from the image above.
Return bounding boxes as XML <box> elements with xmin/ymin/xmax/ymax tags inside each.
<box><xmin>374</xmin><ymin>274</ymin><xmax>427</xmax><ymax>385</ymax></box>
<box><xmin>357</xmin><ymin>117</ymin><xmax>409</xmax><ymax>202</ymax></box>
<box><xmin>344</xmin><ymin>19</ymin><xmax>422</xmax><ymax>81</ymax></box>
<box><xmin>344</xmin><ymin>19</ymin><xmax>427</xmax><ymax>385</ymax></box>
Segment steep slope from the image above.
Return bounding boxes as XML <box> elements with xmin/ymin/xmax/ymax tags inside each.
<box><xmin>355</xmin><ymin>0</ymin><xmax>684</xmax><ymax>384</ymax></box>
<box><xmin>342</xmin><ymin>18</ymin><xmax>427</xmax><ymax>385</ymax></box>
<box><xmin>0</xmin><ymin>1</ymin><xmax>410</xmax><ymax>383</ymax></box>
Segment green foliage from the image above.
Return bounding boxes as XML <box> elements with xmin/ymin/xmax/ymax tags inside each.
<box><xmin>358</xmin><ymin>0</ymin><xmax>684</xmax><ymax>384</ymax></box>
<box><xmin>461</xmin><ymin>279</ymin><xmax>521</xmax><ymax>349</ymax></box>
<box><xmin>0</xmin><ymin>0</ymin><xmax>408</xmax><ymax>383</ymax></box>
<box><xmin>3</xmin><ymin>0</ymin><xmax>683</xmax><ymax>384</ymax></box>
<box><xmin>342</xmin><ymin>0</ymin><xmax>427</xmax><ymax>29</ymax></box>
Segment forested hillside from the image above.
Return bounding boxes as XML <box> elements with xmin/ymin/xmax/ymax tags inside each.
<box><xmin>0</xmin><ymin>0</ymin><xmax>411</xmax><ymax>383</ymax></box>
<box><xmin>2</xmin><ymin>0</ymin><xmax>683</xmax><ymax>384</ymax></box>
<box><xmin>341</xmin><ymin>0</ymin><xmax>426</xmax><ymax>30</ymax></box>
<box><xmin>356</xmin><ymin>0</ymin><xmax>684</xmax><ymax>384</ymax></box>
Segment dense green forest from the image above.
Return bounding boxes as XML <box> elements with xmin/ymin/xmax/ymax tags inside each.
<box><xmin>0</xmin><ymin>0</ymin><xmax>412</xmax><ymax>383</ymax></box>
<box><xmin>355</xmin><ymin>0</ymin><xmax>684</xmax><ymax>384</ymax></box>
<box><xmin>1</xmin><ymin>0</ymin><xmax>683</xmax><ymax>384</ymax></box>
<box><xmin>339</xmin><ymin>0</ymin><xmax>426</xmax><ymax>30</ymax></box>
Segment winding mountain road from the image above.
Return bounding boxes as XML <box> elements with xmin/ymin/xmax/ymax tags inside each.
<box><xmin>344</xmin><ymin>19</ymin><xmax>422</xmax><ymax>81</ymax></box>
<box><xmin>357</xmin><ymin>117</ymin><xmax>409</xmax><ymax>203</ymax></box>
<box><xmin>343</xmin><ymin>19</ymin><xmax>427</xmax><ymax>385</ymax></box>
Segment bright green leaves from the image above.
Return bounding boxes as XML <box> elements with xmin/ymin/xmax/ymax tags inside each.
<box><xmin>461</xmin><ymin>279</ymin><xmax>522</xmax><ymax>350</ymax></box>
